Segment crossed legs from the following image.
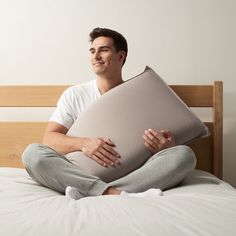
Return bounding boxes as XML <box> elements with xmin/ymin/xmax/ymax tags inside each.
<box><xmin>22</xmin><ymin>143</ymin><xmax>196</xmax><ymax>199</ymax></box>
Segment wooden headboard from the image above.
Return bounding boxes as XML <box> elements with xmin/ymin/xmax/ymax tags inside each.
<box><xmin>0</xmin><ymin>82</ymin><xmax>223</xmax><ymax>178</ymax></box>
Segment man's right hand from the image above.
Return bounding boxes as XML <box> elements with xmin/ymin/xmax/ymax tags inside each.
<box><xmin>81</xmin><ymin>137</ymin><xmax>120</xmax><ymax>167</ymax></box>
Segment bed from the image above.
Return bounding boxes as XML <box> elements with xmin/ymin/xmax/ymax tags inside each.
<box><xmin>1</xmin><ymin>81</ymin><xmax>236</xmax><ymax>236</ymax></box>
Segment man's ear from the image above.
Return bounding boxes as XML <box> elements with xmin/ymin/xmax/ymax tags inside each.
<box><xmin>118</xmin><ymin>51</ymin><xmax>126</xmax><ymax>64</ymax></box>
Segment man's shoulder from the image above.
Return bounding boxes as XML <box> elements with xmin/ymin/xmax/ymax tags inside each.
<box><xmin>68</xmin><ymin>80</ymin><xmax>96</xmax><ymax>92</ymax></box>
<box><xmin>64</xmin><ymin>80</ymin><xmax>96</xmax><ymax>95</ymax></box>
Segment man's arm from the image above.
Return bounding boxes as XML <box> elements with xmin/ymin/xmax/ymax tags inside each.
<box><xmin>43</xmin><ymin>121</ymin><xmax>120</xmax><ymax>167</ymax></box>
<box><xmin>43</xmin><ymin>121</ymin><xmax>80</xmax><ymax>154</ymax></box>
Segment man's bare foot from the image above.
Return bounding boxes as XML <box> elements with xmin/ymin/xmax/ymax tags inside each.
<box><xmin>102</xmin><ymin>186</ymin><xmax>121</xmax><ymax>195</ymax></box>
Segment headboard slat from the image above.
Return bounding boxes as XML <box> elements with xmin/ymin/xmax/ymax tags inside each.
<box><xmin>0</xmin><ymin>86</ymin><xmax>69</xmax><ymax>107</ymax></box>
<box><xmin>0</xmin><ymin>122</ymin><xmax>47</xmax><ymax>168</ymax></box>
<box><xmin>213</xmin><ymin>81</ymin><xmax>223</xmax><ymax>179</ymax></box>
<box><xmin>171</xmin><ymin>85</ymin><xmax>213</xmax><ymax>107</ymax></box>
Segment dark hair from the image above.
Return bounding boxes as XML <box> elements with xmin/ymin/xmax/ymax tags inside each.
<box><xmin>89</xmin><ymin>27</ymin><xmax>128</xmax><ymax>65</ymax></box>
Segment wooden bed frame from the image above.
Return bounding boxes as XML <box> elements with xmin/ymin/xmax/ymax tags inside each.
<box><xmin>0</xmin><ymin>82</ymin><xmax>223</xmax><ymax>179</ymax></box>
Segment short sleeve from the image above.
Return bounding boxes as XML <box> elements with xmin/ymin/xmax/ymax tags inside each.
<box><xmin>50</xmin><ymin>88</ymin><xmax>76</xmax><ymax>129</ymax></box>
<box><xmin>49</xmin><ymin>80</ymin><xmax>101</xmax><ymax>130</ymax></box>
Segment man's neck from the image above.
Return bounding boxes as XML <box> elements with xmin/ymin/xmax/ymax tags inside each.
<box><xmin>96</xmin><ymin>74</ymin><xmax>124</xmax><ymax>95</ymax></box>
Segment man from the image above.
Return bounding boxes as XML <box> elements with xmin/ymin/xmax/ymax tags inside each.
<box><xmin>22</xmin><ymin>27</ymin><xmax>196</xmax><ymax>200</ymax></box>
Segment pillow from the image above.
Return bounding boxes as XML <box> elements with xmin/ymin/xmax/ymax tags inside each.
<box><xmin>65</xmin><ymin>66</ymin><xmax>208</xmax><ymax>182</ymax></box>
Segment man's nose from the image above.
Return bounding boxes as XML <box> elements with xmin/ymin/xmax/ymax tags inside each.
<box><xmin>94</xmin><ymin>51</ymin><xmax>101</xmax><ymax>60</ymax></box>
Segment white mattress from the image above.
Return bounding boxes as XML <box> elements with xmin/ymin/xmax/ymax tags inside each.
<box><xmin>0</xmin><ymin>167</ymin><xmax>236</xmax><ymax>236</ymax></box>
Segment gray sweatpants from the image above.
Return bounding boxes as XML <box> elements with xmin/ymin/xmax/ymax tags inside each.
<box><xmin>22</xmin><ymin>144</ymin><xmax>196</xmax><ymax>197</ymax></box>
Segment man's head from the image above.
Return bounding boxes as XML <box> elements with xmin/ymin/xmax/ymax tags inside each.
<box><xmin>89</xmin><ymin>27</ymin><xmax>128</xmax><ymax>65</ymax></box>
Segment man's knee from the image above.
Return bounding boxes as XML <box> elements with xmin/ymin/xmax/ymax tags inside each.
<box><xmin>22</xmin><ymin>143</ymin><xmax>47</xmax><ymax>170</ymax></box>
<box><xmin>173</xmin><ymin>145</ymin><xmax>197</xmax><ymax>171</ymax></box>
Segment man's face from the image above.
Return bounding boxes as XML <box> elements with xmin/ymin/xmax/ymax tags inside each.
<box><xmin>90</xmin><ymin>36</ymin><xmax>125</xmax><ymax>76</ymax></box>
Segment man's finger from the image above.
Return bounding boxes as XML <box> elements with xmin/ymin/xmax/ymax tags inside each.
<box><xmin>144</xmin><ymin>141</ymin><xmax>158</xmax><ymax>153</ymax></box>
<box><xmin>145</xmin><ymin>129</ymin><xmax>164</xmax><ymax>144</ymax></box>
<box><xmin>102</xmin><ymin>138</ymin><xmax>115</xmax><ymax>146</ymax></box>
<box><xmin>95</xmin><ymin>151</ymin><xmax>116</xmax><ymax>167</ymax></box>
<box><xmin>103</xmin><ymin>143</ymin><xmax>120</xmax><ymax>158</ymax></box>
<box><xmin>160</xmin><ymin>129</ymin><xmax>171</xmax><ymax>138</ymax></box>
<box><xmin>99</xmin><ymin>148</ymin><xmax>120</xmax><ymax>165</ymax></box>
<box><xmin>148</xmin><ymin>129</ymin><xmax>168</xmax><ymax>143</ymax></box>
<box><xmin>92</xmin><ymin>154</ymin><xmax>108</xmax><ymax>167</ymax></box>
<box><xmin>143</xmin><ymin>134</ymin><xmax>159</xmax><ymax>150</ymax></box>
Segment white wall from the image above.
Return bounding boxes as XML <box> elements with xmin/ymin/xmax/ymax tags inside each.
<box><xmin>0</xmin><ymin>0</ymin><xmax>236</xmax><ymax>187</ymax></box>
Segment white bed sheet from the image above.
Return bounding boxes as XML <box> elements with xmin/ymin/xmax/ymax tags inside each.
<box><xmin>0</xmin><ymin>167</ymin><xmax>236</xmax><ymax>236</ymax></box>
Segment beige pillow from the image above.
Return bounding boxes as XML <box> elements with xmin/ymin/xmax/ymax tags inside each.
<box><xmin>65</xmin><ymin>66</ymin><xmax>208</xmax><ymax>182</ymax></box>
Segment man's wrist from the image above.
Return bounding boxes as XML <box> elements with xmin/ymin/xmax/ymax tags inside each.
<box><xmin>78</xmin><ymin>137</ymin><xmax>89</xmax><ymax>152</ymax></box>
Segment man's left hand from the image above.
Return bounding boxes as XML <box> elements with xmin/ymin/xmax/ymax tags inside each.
<box><xmin>143</xmin><ymin>129</ymin><xmax>175</xmax><ymax>154</ymax></box>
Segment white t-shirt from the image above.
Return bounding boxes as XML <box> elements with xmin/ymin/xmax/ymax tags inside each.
<box><xmin>50</xmin><ymin>80</ymin><xmax>101</xmax><ymax>129</ymax></box>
